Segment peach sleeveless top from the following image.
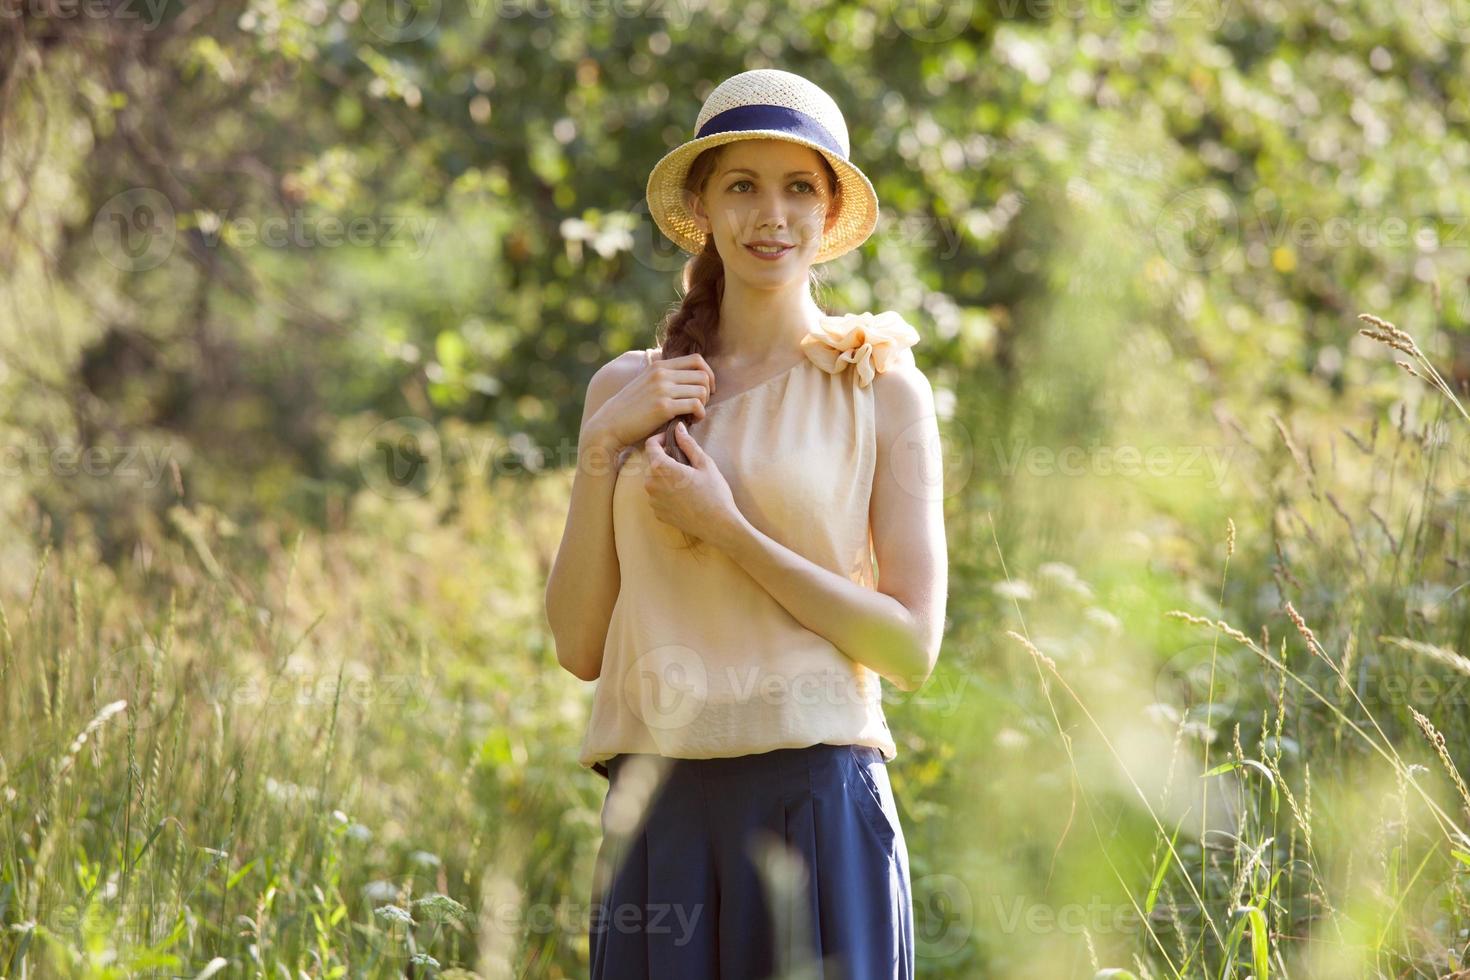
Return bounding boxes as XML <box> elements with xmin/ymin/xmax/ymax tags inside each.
<box><xmin>577</xmin><ymin>310</ymin><xmax>922</xmax><ymax>776</ymax></box>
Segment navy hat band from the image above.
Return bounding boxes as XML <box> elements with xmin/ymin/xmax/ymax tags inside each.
<box><xmin>694</xmin><ymin>104</ymin><xmax>847</xmax><ymax>160</ymax></box>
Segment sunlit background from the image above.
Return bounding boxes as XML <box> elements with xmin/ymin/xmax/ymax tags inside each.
<box><xmin>4</xmin><ymin>0</ymin><xmax>1470</xmax><ymax>976</ymax></box>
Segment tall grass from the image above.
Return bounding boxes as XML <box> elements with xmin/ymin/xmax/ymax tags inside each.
<box><xmin>977</xmin><ymin>311</ymin><xmax>1470</xmax><ymax>978</ymax></box>
<box><xmin>1</xmin><ymin>420</ymin><xmax>593</xmax><ymax>978</ymax></box>
<box><xmin>3</xmin><ymin>308</ymin><xmax>1469</xmax><ymax>978</ymax></box>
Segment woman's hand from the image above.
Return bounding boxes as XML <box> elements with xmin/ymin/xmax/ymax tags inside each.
<box><xmin>643</xmin><ymin>421</ymin><xmax>743</xmax><ymax>547</ymax></box>
<box><xmin>587</xmin><ymin>351</ymin><xmax>716</xmax><ymax>451</ymax></box>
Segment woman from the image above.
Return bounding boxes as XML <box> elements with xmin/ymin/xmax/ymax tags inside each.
<box><xmin>544</xmin><ymin>68</ymin><xmax>948</xmax><ymax>979</ymax></box>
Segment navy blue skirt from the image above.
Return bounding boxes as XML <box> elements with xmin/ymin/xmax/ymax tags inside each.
<box><xmin>588</xmin><ymin>743</ymin><xmax>914</xmax><ymax>979</ymax></box>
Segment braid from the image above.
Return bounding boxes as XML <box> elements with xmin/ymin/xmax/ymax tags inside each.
<box><xmin>651</xmin><ymin>143</ymin><xmax>842</xmax><ymax>553</ymax></box>
<box><xmin>652</xmin><ymin>152</ymin><xmax>724</xmax><ymax>552</ymax></box>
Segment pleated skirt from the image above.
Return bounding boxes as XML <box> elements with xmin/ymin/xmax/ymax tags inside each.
<box><xmin>587</xmin><ymin>743</ymin><xmax>914</xmax><ymax>980</ymax></box>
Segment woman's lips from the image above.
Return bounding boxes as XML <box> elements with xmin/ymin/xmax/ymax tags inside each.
<box><xmin>745</xmin><ymin>243</ymin><xmax>794</xmax><ymax>260</ymax></box>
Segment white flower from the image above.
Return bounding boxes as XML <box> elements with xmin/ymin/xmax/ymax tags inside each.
<box><xmin>992</xmin><ymin>579</ymin><xmax>1034</xmax><ymax>601</ymax></box>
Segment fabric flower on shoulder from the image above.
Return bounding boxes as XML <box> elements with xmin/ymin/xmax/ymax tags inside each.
<box><xmin>800</xmin><ymin>310</ymin><xmax>921</xmax><ymax>388</ymax></box>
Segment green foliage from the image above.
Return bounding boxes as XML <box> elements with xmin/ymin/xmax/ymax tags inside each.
<box><xmin>3</xmin><ymin>0</ymin><xmax>1470</xmax><ymax>976</ymax></box>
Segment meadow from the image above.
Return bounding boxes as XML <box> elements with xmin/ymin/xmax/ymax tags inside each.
<box><xmin>5</xmin><ymin>0</ymin><xmax>1470</xmax><ymax>976</ymax></box>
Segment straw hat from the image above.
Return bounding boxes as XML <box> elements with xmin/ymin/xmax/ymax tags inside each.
<box><xmin>645</xmin><ymin>68</ymin><xmax>880</xmax><ymax>264</ymax></box>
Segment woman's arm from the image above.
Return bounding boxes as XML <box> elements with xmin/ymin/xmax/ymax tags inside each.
<box><xmin>706</xmin><ymin>363</ymin><xmax>949</xmax><ymax>692</ymax></box>
<box><xmin>543</xmin><ymin>352</ymin><xmax>644</xmax><ymax>682</ymax></box>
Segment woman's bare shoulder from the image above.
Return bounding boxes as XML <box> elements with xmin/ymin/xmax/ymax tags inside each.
<box><xmin>584</xmin><ymin>347</ymin><xmax>655</xmax><ymax>415</ymax></box>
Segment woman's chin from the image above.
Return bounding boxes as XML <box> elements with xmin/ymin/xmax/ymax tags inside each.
<box><xmin>730</xmin><ymin>267</ymin><xmax>808</xmax><ymax>290</ymax></box>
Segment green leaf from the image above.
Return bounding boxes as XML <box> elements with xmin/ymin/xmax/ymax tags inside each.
<box><xmin>226</xmin><ymin>858</ymin><xmax>257</xmax><ymax>891</ymax></box>
<box><xmin>1146</xmin><ymin>816</ymin><xmax>1185</xmax><ymax>915</ymax></box>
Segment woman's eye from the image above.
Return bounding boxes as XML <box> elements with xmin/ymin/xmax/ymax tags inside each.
<box><xmin>729</xmin><ymin>179</ymin><xmax>817</xmax><ymax>193</ymax></box>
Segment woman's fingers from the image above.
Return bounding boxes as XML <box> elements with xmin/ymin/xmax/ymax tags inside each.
<box><xmin>660</xmin><ymin>355</ymin><xmax>716</xmax><ymax>395</ymax></box>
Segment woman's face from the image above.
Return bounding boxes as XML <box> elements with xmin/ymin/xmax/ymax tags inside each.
<box><xmin>687</xmin><ymin>139</ymin><xmax>838</xmax><ymax>287</ymax></box>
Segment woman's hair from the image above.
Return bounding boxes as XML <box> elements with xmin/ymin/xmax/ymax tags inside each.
<box><xmin>651</xmin><ymin>142</ymin><xmax>843</xmax><ymax>553</ymax></box>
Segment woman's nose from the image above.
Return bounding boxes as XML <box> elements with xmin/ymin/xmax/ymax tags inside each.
<box><xmin>752</xmin><ymin>215</ymin><xmax>786</xmax><ymax>238</ymax></box>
